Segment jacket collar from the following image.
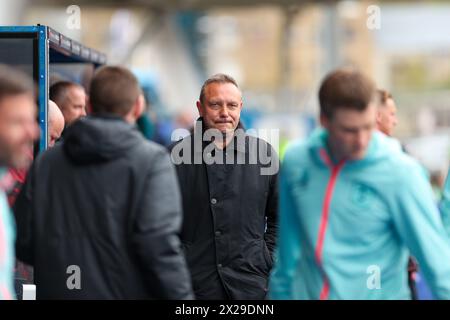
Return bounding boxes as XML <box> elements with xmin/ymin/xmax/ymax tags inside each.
<box><xmin>308</xmin><ymin>127</ymin><xmax>388</xmax><ymax>168</ymax></box>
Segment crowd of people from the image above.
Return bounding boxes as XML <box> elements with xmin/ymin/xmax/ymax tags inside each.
<box><xmin>0</xmin><ymin>62</ymin><xmax>449</xmax><ymax>300</ymax></box>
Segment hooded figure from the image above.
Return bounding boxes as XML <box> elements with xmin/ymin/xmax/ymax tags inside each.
<box><xmin>13</xmin><ymin>66</ymin><xmax>193</xmax><ymax>299</ymax></box>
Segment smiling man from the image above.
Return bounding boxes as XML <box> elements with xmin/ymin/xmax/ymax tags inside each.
<box><xmin>170</xmin><ymin>73</ymin><xmax>279</xmax><ymax>300</ymax></box>
<box><xmin>270</xmin><ymin>68</ymin><xmax>450</xmax><ymax>300</ymax></box>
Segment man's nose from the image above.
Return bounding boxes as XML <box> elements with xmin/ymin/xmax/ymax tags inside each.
<box><xmin>219</xmin><ymin>106</ymin><xmax>229</xmax><ymax>117</ymax></box>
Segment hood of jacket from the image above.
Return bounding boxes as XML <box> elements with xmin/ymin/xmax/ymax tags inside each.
<box><xmin>63</xmin><ymin>114</ymin><xmax>142</xmax><ymax>165</ymax></box>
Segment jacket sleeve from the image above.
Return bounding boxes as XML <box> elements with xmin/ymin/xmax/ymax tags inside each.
<box><xmin>13</xmin><ymin>161</ymin><xmax>36</xmax><ymax>266</ymax></box>
<box><xmin>269</xmin><ymin>154</ymin><xmax>302</xmax><ymax>300</ymax></box>
<box><xmin>131</xmin><ymin>148</ymin><xmax>194</xmax><ymax>300</ymax></box>
<box><xmin>391</xmin><ymin>162</ymin><xmax>450</xmax><ymax>299</ymax></box>
<box><xmin>439</xmin><ymin>172</ymin><xmax>450</xmax><ymax>236</ymax></box>
<box><xmin>264</xmin><ymin>157</ymin><xmax>279</xmax><ymax>257</ymax></box>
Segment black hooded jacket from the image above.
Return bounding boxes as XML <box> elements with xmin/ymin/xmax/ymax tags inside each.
<box><xmin>13</xmin><ymin>115</ymin><xmax>193</xmax><ymax>299</ymax></box>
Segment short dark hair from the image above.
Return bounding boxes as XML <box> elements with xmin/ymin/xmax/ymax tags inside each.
<box><xmin>49</xmin><ymin>81</ymin><xmax>84</xmax><ymax>106</ymax></box>
<box><xmin>377</xmin><ymin>89</ymin><xmax>393</xmax><ymax>106</ymax></box>
<box><xmin>199</xmin><ymin>73</ymin><xmax>239</xmax><ymax>103</ymax></box>
<box><xmin>0</xmin><ymin>64</ymin><xmax>34</xmax><ymax>103</ymax></box>
<box><xmin>319</xmin><ymin>68</ymin><xmax>376</xmax><ymax>119</ymax></box>
<box><xmin>89</xmin><ymin>66</ymin><xmax>141</xmax><ymax>116</ymax></box>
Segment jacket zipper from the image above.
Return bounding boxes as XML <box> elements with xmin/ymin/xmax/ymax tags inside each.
<box><xmin>316</xmin><ymin>149</ymin><xmax>345</xmax><ymax>300</ymax></box>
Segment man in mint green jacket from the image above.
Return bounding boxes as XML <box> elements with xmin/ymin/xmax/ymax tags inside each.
<box><xmin>270</xmin><ymin>68</ymin><xmax>450</xmax><ymax>300</ymax></box>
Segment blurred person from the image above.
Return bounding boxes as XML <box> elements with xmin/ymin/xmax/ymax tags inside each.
<box><xmin>376</xmin><ymin>89</ymin><xmax>398</xmax><ymax>137</ymax></box>
<box><xmin>169</xmin><ymin>74</ymin><xmax>279</xmax><ymax>299</ymax></box>
<box><xmin>14</xmin><ymin>66</ymin><xmax>193</xmax><ymax>299</ymax></box>
<box><xmin>270</xmin><ymin>68</ymin><xmax>450</xmax><ymax>299</ymax></box>
<box><xmin>0</xmin><ymin>64</ymin><xmax>39</xmax><ymax>300</ymax></box>
<box><xmin>49</xmin><ymin>81</ymin><xmax>86</xmax><ymax>128</ymax></box>
<box><xmin>6</xmin><ymin>100</ymin><xmax>64</xmax><ymax>300</ymax></box>
<box><xmin>3</xmin><ymin>100</ymin><xmax>65</xmax><ymax>207</ymax></box>
<box><xmin>136</xmin><ymin>112</ymin><xmax>155</xmax><ymax>141</ymax></box>
<box><xmin>175</xmin><ymin>109</ymin><xmax>195</xmax><ymax>130</ymax></box>
<box><xmin>136</xmin><ymin>98</ymin><xmax>155</xmax><ymax>141</ymax></box>
<box><xmin>376</xmin><ymin>88</ymin><xmax>418</xmax><ymax>299</ymax></box>
<box><xmin>167</xmin><ymin>110</ymin><xmax>196</xmax><ymax>142</ymax></box>
<box><xmin>47</xmin><ymin>100</ymin><xmax>64</xmax><ymax>147</ymax></box>
<box><xmin>431</xmin><ymin>170</ymin><xmax>445</xmax><ymax>201</ymax></box>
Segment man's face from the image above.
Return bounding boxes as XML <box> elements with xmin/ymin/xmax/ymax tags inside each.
<box><xmin>196</xmin><ymin>82</ymin><xmax>242</xmax><ymax>135</ymax></box>
<box><xmin>0</xmin><ymin>94</ymin><xmax>39</xmax><ymax>168</ymax></box>
<box><xmin>61</xmin><ymin>86</ymin><xmax>86</xmax><ymax>126</ymax></box>
<box><xmin>321</xmin><ymin>103</ymin><xmax>377</xmax><ymax>161</ymax></box>
<box><xmin>376</xmin><ymin>98</ymin><xmax>398</xmax><ymax>136</ymax></box>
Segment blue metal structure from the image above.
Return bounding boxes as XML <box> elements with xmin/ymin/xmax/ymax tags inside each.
<box><xmin>0</xmin><ymin>25</ymin><xmax>106</xmax><ymax>152</ymax></box>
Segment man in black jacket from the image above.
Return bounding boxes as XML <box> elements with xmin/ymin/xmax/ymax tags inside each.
<box><xmin>14</xmin><ymin>66</ymin><xmax>193</xmax><ymax>299</ymax></box>
<box><xmin>170</xmin><ymin>74</ymin><xmax>279</xmax><ymax>300</ymax></box>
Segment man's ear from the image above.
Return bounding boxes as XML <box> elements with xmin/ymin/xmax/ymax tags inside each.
<box><xmin>133</xmin><ymin>94</ymin><xmax>145</xmax><ymax>119</ymax></box>
<box><xmin>375</xmin><ymin>110</ymin><xmax>382</xmax><ymax>123</ymax></box>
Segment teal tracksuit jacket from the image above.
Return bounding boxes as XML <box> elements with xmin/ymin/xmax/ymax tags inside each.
<box><xmin>270</xmin><ymin>129</ymin><xmax>450</xmax><ymax>300</ymax></box>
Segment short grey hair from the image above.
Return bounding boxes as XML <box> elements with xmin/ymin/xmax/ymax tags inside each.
<box><xmin>199</xmin><ymin>73</ymin><xmax>240</xmax><ymax>103</ymax></box>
